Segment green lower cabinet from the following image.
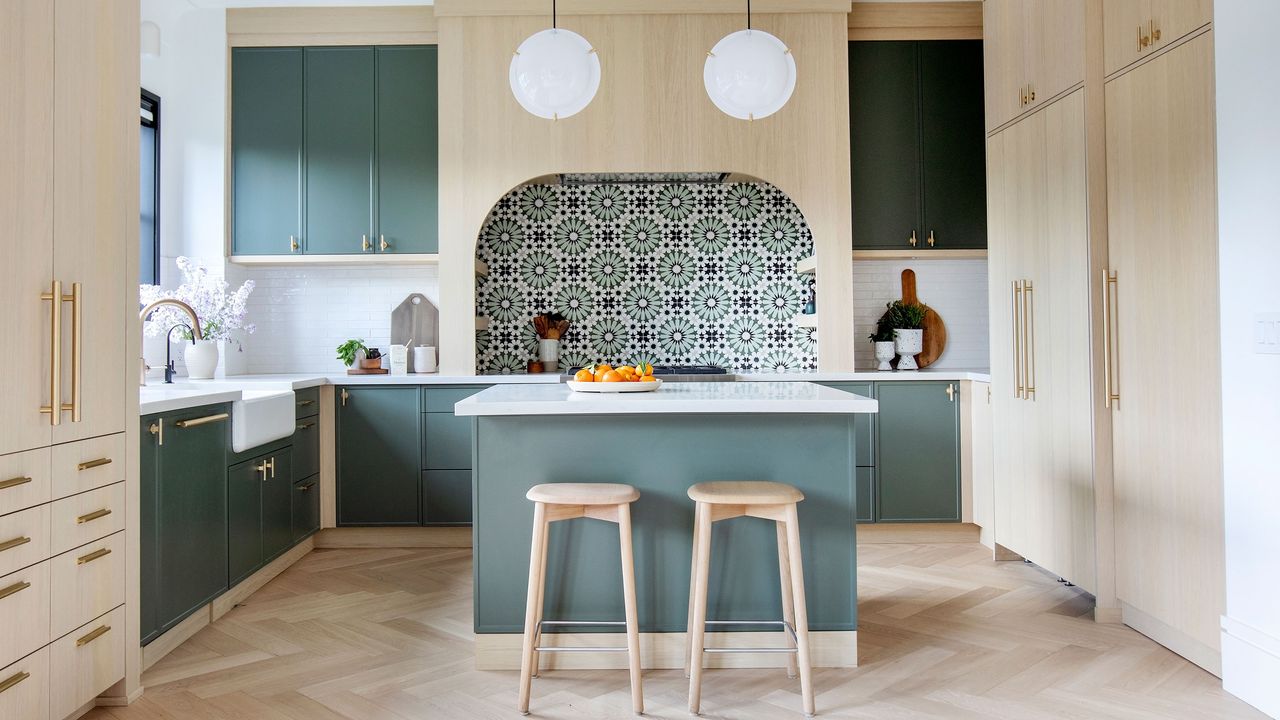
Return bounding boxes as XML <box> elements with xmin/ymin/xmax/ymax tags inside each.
<box><xmin>293</xmin><ymin>476</ymin><xmax>321</xmax><ymax>542</ymax></box>
<box><xmin>292</xmin><ymin>417</ymin><xmax>320</xmax><ymax>482</ymax></box>
<box><xmin>876</xmin><ymin>381</ymin><xmax>961</xmax><ymax>522</ymax></box>
<box><xmin>423</xmin><ymin>411</ymin><xmax>473</xmax><ymax>470</ymax></box>
<box><xmin>228</xmin><ymin>448</ymin><xmax>294</xmax><ymax>585</ymax></box>
<box><xmin>422</xmin><ymin>469</ymin><xmax>472</xmax><ymax>525</ymax></box>
<box><xmin>337</xmin><ymin>386</ymin><xmax>422</xmax><ymax>525</ymax></box>
<box><xmin>263</xmin><ymin>451</ymin><xmax>294</xmax><ymax>563</ymax></box>
<box><xmin>856</xmin><ymin>467</ymin><xmax>875</xmax><ymax>524</ymax></box>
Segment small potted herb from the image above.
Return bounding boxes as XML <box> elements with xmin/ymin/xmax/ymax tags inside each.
<box><xmin>868</xmin><ymin>319</ymin><xmax>897</xmax><ymax>371</ymax></box>
<box><xmin>336</xmin><ymin>339</ymin><xmax>367</xmax><ymax>368</ymax></box>
<box><xmin>885</xmin><ymin>300</ymin><xmax>927</xmax><ymax>370</ymax></box>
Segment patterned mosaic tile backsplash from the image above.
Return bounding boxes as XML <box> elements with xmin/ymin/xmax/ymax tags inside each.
<box><xmin>475</xmin><ymin>182</ymin><xmax>818</xmax><ymax>373</ymax></box>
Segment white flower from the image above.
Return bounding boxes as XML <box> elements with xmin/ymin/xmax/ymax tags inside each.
<box><xmin>139</xmin><ymin>257</ymin><xmax>257</xmax><ymax>341</ymax></box>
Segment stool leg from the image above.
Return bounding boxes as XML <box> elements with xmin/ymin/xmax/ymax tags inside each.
<box><xmin>784</xmin><ymin>504</ymin><xmax>815</xmax><ymax>717</ymax></box>
<box><xmin>775</xmin><ymin>520</ymin><xmax>798</xmax><ymax>679</ymax></box>
<box><xmin>687</xmin><ymin>501</ymin><xmax>713</xmax><ymax>716</ymax></box>
<box><xmin>617</xmin><ymin>503</ymin><xmax>644</xmax><ymax>715</ymax></box>
<box><xmin>518</xmin><ymin>502</ymin><xmax>549</xmax><ymax>715</ymax></box>
<box><xmin>530</xmin><ymin>505</ymin><xmax>551</xmax><ymax>679</ymax></box>
<box><xmin>684</xmin><ymin>501</ymin><xmax>703</xmax><ymax>679</ymax></box>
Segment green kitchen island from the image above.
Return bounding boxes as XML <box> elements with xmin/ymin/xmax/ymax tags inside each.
<box><xmin>455</xmin><ymin>381</ymin><xmax>878</xmax><ymax>670</ymax></box>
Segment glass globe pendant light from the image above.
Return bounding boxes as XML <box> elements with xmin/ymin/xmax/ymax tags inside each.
<box><xmin>704</xmin><ymin>0</ymin><xmax>797</xmax><ymax>121</ymax></box>
<box><xmin>509</xmin><ymin>0</ymin><xmax>601</xmax><ymax>120</ymax></box>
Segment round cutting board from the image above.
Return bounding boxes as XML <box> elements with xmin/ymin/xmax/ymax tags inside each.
<box><xmin>902</xmin><ymin>269</ymin><xmax>947</xmax><ymax>369</ymax></box>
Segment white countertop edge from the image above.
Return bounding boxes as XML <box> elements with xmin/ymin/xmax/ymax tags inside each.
<box><xmin>139</xmin><ymin>389</ymin><xmax>245</xmax><ymax>415</ymax></box>
<box><xmin>736</xmin><ymin>370</ymin><xmax>992</xmax><ymax>382</ymax></box>
<box><xmin>454</xmin><ymin>382</ymin><xmax>880</xmax><ymax>417</ymax></box>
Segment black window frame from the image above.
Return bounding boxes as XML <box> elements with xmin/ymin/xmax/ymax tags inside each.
<box><xmin>141</xmin><ymin>89</ymin><xmax>161</xmax><ymax>286</ymax></box>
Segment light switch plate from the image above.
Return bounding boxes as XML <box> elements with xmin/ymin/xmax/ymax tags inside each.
<box><xmin>1255</xmin><ymin>313</ymin><xmax>1280</xmax><ymax>354</ymax></box>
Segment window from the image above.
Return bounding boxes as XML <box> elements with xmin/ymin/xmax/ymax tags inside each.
<box><xmin>140</xmin><ymin>90</ymin><xmax>161</xmax><ymax>286</ymax></box>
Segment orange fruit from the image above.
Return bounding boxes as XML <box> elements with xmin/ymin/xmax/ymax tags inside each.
<box><xmin>618</xmin><ymin>366</ymin><xmax>637</xmax><ymax>379</ymax></box>
<box><xmin>592</xmin><ymin>364</ymin><xmax>614</xmax><ymax>382</ymax></box>
<box><xmin>601</xmin><ymin>370</ymin><xmax>624</xmax><ymax>382</ymax></box>
<box><xmin>639</xmin><ymin>375</ymin><xmax>657</xmax><ymax>382</ymax></box>
<box><xmin>573</xmin><ymin>368</ymin><xmax>594</xmax><ymax>382</ymax></box>
<box><xmin>635</xmin><ymin>361</ymin><xmax>653</xmax><ymax>377</ymax></box>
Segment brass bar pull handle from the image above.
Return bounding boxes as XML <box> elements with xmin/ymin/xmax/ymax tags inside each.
<box><xmin>0</xmin><ymin>476</ymin><xmax>33</xmax><ymax>491</ymax></box>
<box><xmin>0</xmin><ymin>536</ymin><xmax>31</xmax><ymax>553</ymax></box>
<box><xmin>1151</xmin><ymin>19</ymin><xmax>1160</xmax><ymax>43</ymax></box>
<box><xmin>149</xmin><ymin>420</ymin><xmax>163</xmax><ymax>446</ymax></box>
<box><xmin>341</xmin><ymin>388</ymin><xmax>349</xmax><ymax>407</ymax></box>
<box><xmin>174</xmin><ymin>412</ymin><xmax>230</xmax><ymax>429</ymax></box>
<box><xmin>76</xmin><ymin>508</ymin><xmax>112</xmax><ymax>524</ymax></box>
<box><xmin>298</xmin><ymin>482</ymin><xmax>317</xmax><ymax>492</ymax></box>
<box><xmin>267</xmin><ymin>457</ymin><xmax>275</xmax><ymax>479</ymax></box>
<box><xmin>77</xmin><ymin>457</ymin><xmax>112</xmax><ymax>471</ymax></box>
<box><xmin>40</xmin><ymin>280</ymin><xmax>62</xmax><ymax>425</ymax></box>
<box><xmin>1024</xmin><ymin>280</ymin><xmax>1036</xmax><ymax>399</ymax></box>
<box><xmin>65</xmin><ymin>283</ymin><xmax>81</xmax><ymax>422</ymax></box>
<box><xmin>77</xmin><ymin>547</ymin><xmax>112</xmax><ymax>565</ymax></box>
<box><xmin>0</xmin><ymin>671</ymin><xmax>30</xmax><ymax>695</ymax></box>
<box><xmin>1012</xmin><ymin>281</ymin><xmax>1023</xmax><ymax>399</ymax></box>
<box><xmin>362</xmin><ymin>234</ymin><xmax>371</xmax><ymax>252</ymax></box>
<box><xmin>76</xmin><ymin>624</ymin><xmax>111</xmax><ymax>647</ymax></box>
<box><xmin>297</xmin><ymin>399</ymin><xmax>315</xmax><ymax>407</ymax></box>
<box><xmin>0</xmin><ymin>581</ymin><xmax>31</xmax><ymax>601</ymax></box>
<box><xmin>908</xmin><ymin>230</ymin><xmax>918</xmax><ymax>248</ymax></box>
<box><xmin>255</xmin><ymin>462</ymin><xmax>268</xmax><ymax>482</ymax></box>
<box><xmin>1103</xmin><ymin>269</ymin><xmax>1120</xmax><ymax>409</ymax></box>
<box><xmin>380</xmin><ymin>234</ymin><xmax>390</xmax><ymax>252</ymax></box>
<box><xmin>927</xmin><ymin>230</ymin><xmax>936</xmax><ymax>248</ymax></box>
<box><xmin>945</xmin><ymin>384</ymin><xmax>955</xmax><ymax>402</ymax></box>
<box><xmin>297</xmin><ymin>421</ymin><xmax>316</xmax><ymax>430</ymax></box>
<box><xmin>290</xmin><ymin>235</ymin><xmax>299</xmax><ymax>252</ymax></box>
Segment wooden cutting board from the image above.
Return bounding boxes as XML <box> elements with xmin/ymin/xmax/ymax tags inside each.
<box><xmin>902</xmin><ymin>269</ymin><xmax>947</xmax><ymax>369</ymax></box>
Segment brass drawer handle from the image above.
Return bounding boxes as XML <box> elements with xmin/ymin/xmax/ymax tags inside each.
<box><xmin>298</xmin><ymin>482</ymin><xmax>316</xmax><ymax>492</ymax></box>
<box><xmin>76</xmin><ymin>624</ymin><xmax>111</xmax><ymax>647</ymax></box>
<box><xmin>77</xmin><ymin>457</ymin><xmax>112</xmax><ymax>471</ymax></box>
<box><xmin>174</xmin><ymin>412</ymin><xmax>230</xmax><ymax>429</ymax></box>
<box><xmin>0</xmin><ymin>581</ymin><xmax>31</xmax><ymax>601</ymax></box>
<box><xmin>0</xmin><ymin>536</ymin><xmax>31</xmax><ymax>553</ymax></box>
<box><xmin>0</xmin><ymin>671</ymin><xmax>30</xmax><ymax>695</ymax></box>
<box><xmin>77</xmin><ymin>508</ymin><xmax>112</xmax><ymax>524</ymax></box>
<box><xmin>297</xmin><ymin>421</ymin><xmax>316</xmax><ymax>430</ymax></box>
<box><xmin>0</xmin><ymin>476</ymin><xmax>32</xmax><ymax>491</ymax></box>
<box><xmin>77</xmin><ymin>547</ymin><xmax>112</xmax><ymax>565</ymax></box>
<box><xmin>296</xmin><ymin>399</ymin><xmax>315</xmax><ymax>407</ymax></box>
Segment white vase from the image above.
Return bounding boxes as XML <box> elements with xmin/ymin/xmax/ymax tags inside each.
<box><xmin>538</xmin><ymin>339</ymin><xmax>560</xmax><ymax>371</ymax></box>
<box><xmin>893</xmin><ymin>329</ymin><xmax>923</xmax><ymax>371</ymax></box>
<box><xmin>874</xmin><ymin>341</ymin><xmax>896</xmax><ymax>371</ymax></box>
<box><xmin>184</xmin><ymin>339</ymin><xmax>220</xmax><ymax>379</ymax></box>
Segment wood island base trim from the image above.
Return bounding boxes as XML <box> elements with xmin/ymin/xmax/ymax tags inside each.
<box><xmin>314</xmin><ymin>526</ymin><xmax>472</xmax><ymax>549</ymax></box>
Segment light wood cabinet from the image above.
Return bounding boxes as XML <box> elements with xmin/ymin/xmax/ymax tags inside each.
<box><xmin>982</xmin><ymin>0</ymin><xmax>1084</xmax><ymax>131</ymax></box>
<box><xmin>0</xmin><ymin>646</ymin><xmax>50</xmax><ymax>720</ymax></box>
<box><xmin>1104</xmin><ymin>31</ymin><xmax>1223</xmax><ymax>667</ymax></box>
<box><xmin>1103</xmin><ymin>0</ymin><xmax>1213</xmax><ymax>76</ymax></box>
<box><xmin>986</xmin><ymin>91</ymin><xmax>1095</xmax><ymax>592</ymax></box>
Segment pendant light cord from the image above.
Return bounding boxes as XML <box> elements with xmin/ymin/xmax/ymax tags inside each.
<box><xmin>553</xmin><ymin>0</ymin><xmax>557</xmax><ymax>29</ymax></box>
<box><xmin>747</xmin><ymin>0</ymin><xmax>752</xmax><ymax>30</ymax></box>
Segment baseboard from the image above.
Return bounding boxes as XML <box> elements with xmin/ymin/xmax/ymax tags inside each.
<box><xmin>1121</xmin><ymin>601</ymin><xmax>1221</xmax><ymax>677</ymax></box>
<box><xmin>1222</xmin><ymin>615</ymin><xmax>1280</xmax><ymax>718</ymax></box>
<box><xmin>1093</xmin><ymin>606</ymin><xmax>1123</xmax><ymax>624</ymax></box>
<box><xmin>474</xmin><ymin>630</ymin><xmax>857</xmax><ymax>670</ymax></box>
<box><xmin>314</xmin><ymin>526</ymin><xmax>472</xmax><ymax>548</ymax></box>
<box><xmin>857</xmin><ymin>522</ymin><xmax>980</xmax><ymax>544</ymax></box>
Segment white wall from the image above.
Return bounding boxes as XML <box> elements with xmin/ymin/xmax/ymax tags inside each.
<box><xmin>1215</xmin><ymin>3</ymin><xmax>1280</xmax><ymax>717</ymax></box>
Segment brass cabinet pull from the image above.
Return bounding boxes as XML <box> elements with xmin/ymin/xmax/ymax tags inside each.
<box><xmin>77</xmin><ymin>547</ymin><xmax>112</xmax><ymax>565</ymax></box>
<box><xmin>0</xmin><ymin>536</ymin><xmax>31</xmax><ymax>553</ymax></box>
<box><xmin>341</xmin><ymin>388</ymin><xmax>350</xmax><ymax>407</ymax></box>
<box><xmin>1012</xmin><ymin>281</ymin><xmax>1023</xmax><ymax>399</ymax></box>
<box><xmin>945</xmin><ymin>384</ymin><xmax>955</xmax><ymax>402</ymax></box>
<box><xmin>1028</xmin><ymin>85</ymin><xmax>1035</xmax><ymax>103</ymax></box>
<box><xmin>254</xmin><ymin>462</ymin><xmax>268</xmax><ymax>481</ymax></box>
<box><xmin>927</xmin><ymin>230</ymin><xmax>936</xmax><ymax>248</ymax></box>
<box><xmin>76</xmin><ymin>508</ymin><xmax>112</xmax><ymax>524</ymax></box>
<box><xmin>1103</xmin><ymin>269</ymin><xmax>1120</xmax><ymax>409</ymax></box>
<box><xmin>149</xmin><ymin>420</ymin><xmax>163</xmax><ymax>446</ymax></box>
<box><xmin>290</xmin><ymin>235</ymin><xmax>299</xmax><ymax>252</ymax></box>
<box><xmin>1023</xmin><ymin>280</ymin><xmax>1036</xmax><ymax>399</ymax></box>
<box><xmin>0</xmin><ymin>581</ymin><xmax>31</xmax><ymax>601</ymax></box>
<box><xmin>77</xmin><ymin>457</ymin><xmax>112</xmax><ymax>471</ymax></box>
<box><xmin>76</xmin><ymin>624</ymin><xmax>111</xmax><ymax>647</ymax></box>
<box><xmin>298</xmin><ymin>481</ymin><xmax>316</xmax><ymax>492</ymax></box>
<box><xmin>0</xmin><ymin>476</ymin><xmax>33</xmax><ymax>491</ymax></box>
<box><xmin>297</xmin><ymin>399</ymin><xmax>315</xmax><ymax>407</ymax></box>
<box><xmin>379</xmin><ymin>234</ymin><xmax>390</xmax><ymax>252</ymax></box>
<box><xmin>174</xmin><ymin>412</ymin><xmax>230</xmax><ymax>428</ymax></box>
<box><xmin>1150</xmin><ymin>19</ymin><xmax>1161</xmax><ymax>44</ymax></box>
<box><xmin>297</xmin><ymin>421</ymin><xmax>316</xmax><ymax>430</ymax></box>
<box><xmin>40</xmin><ymin>280</ymin><xmax>62</xmax><ymax>425</ymax></box>
<box><xmin>267</xmin><ymin>457</ymin><xmax>275</xmax><ymax>479</ymax></box>
<box><xmin>362</xmin><ymin>234</ymin><xmax>372</xmax><ymax>252</ymax></box>
<box><xmin>66</xmin><ymin>282</ymin><xmax>81</xmax><ymax>422</ymax></box>
<box><xmin>0</xmin><ymin>671</ymin><xmax>30</xmax><ymax>694</ymax></box>
<box><xmin>908</xmin><ymin>230</ymin><xmax>918</xmax><ymax>247</ymax></box>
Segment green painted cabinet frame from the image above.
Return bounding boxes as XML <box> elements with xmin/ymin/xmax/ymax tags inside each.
<box><xmin>377</xmin><ymin>46</ymin><xmax>438</xmax><ymax>254</ymax></box>
<box><xmin>228</xmin><ymin>446</ymin><xmax>294</xmax><ymax>586</ymax></box>
<box><xmin>336</xmin><ymin>386</ymin><xmax>422</xmax><ymax>525</ymax></box>
<box><xmin>421</xmin><ymin>384</ymin><xmax>487</xmax><ymax>526</ymax></box>
<box><xmin>304</xmin><ymin>46</ymin><xmax>376</xmax><ymax>255</ymax></box>
<box><xmin>875</xmin><ymin>381</ymin><xmax>961</xmax><ymax>522</ymax></box>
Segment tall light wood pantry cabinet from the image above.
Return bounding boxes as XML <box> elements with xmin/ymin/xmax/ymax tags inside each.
<box><xmin>0</xmin><ymin>0</ymin><xmax>139</xmax><ymax>717</ymax></box>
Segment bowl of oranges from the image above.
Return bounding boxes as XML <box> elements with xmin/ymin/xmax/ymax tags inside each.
<box><xmin>566</xmin><ymin>362</ymin><xmax>663</xmax><ymax>393</ymax></box>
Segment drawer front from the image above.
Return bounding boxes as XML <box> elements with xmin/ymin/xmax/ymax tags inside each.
<box><xmin>51</xmin><ymin>433</ymin><xmax>126</xmax><ymax>500</ymax></box>
<box><xmin>292</xmin><ymin>417</ymin><xmax>320</xmax><ymax>481</ymax></box>
<box><xmin>422</xmin><ymin>412</ymin><xmax>473</xmax><ymax>470</ymax></box>
<box><xmin>292</xmin><ymin>476</ymin><xmax>320</xmax><ymax>542</ymax></box>
<box><xmin>0</xmin><ymin>447</ymin><xmax>52</xmax><ymax>517</ymax></box>
<box><xmin>0</xmin><ymin>504</ymin><xmax>50</xmax><ymax>578</ymax></box>
<box><xmin>422</xmin><ymin>385</ymin><xmax>487</xmax><ymax>413</ymax></box>
<box><xmin>0</xmin><ymin>646</ymin><xmax>50</xmax><ymax>720</ymax></box>
<box><xmin>50</xmin><ymin>531</ymin><xmax>125</xmax><ymax>640</ymax></box>
<box><xmin>49</xmin><ymin>605</ymin><xmax>125</xmax><ymax>720</ymax></box>
<box><xmin>295</xmin><ymin>387</ymin><xmax>321</xmax><ymax>419</ymax></box>
<box><xmin>50</xmin><ymin>482</ymin><xmax>125</xmax><ymax>556</ymax></box>
<box><xmin>0</xmin><ymin>561</ymin><xmax>51</xmax><ymax>668</ymax></box>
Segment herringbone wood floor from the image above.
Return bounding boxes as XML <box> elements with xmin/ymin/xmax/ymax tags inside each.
<box><xmin>86</xmin><ymin>543</ymin><xmax>1264</xmax><ymax>719</ymax></box>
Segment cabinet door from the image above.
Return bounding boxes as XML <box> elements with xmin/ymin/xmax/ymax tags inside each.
<box><xmin>292</xmin><ymin>417</ymin><xmax>319</xmax><ymax>481</ymax></box>
<box><xmin>877</xmin><ymin>382</ymin><xmax>960</xmax><ymax>522</ymax></box>
<box><xmin>50</xmin><ymin>0</ymin><xmax>131</xmax><ymax>445</ymax></box>
<box><xmin>849</xmin><ymin>41</ymin><xmax>921</xmax><ymax>250</ymax></box>
<box><xmin>1106</xmin><ymin>33</ymin><xmax>1222</xmax><ymax>653</ymax></box>
<box><xmin>305</xmin><ymin>47</ymin><xmax>375</xmax><ymax>255</ymax></box>
<box><xmin>231</xmin><ymin>48</ymin><xmax>303</xmax><ymax>256</ymax></box>
<box><xmin>920</xmin><ymin>40</ymin><xmax>986</xmax><ymax>250</ymax></box>
<box><xmin>1103</xmin><ymin>0</ymin><xmax>1212</xmax><ymax>76</ymax></box>
<box><xmin>376</xmin><ymin>46</ymin><xmax>438</xmax><ymax>254</ymax></box>
<box><xmin>982</xmin><ymin>0</ymin><xmax>1025</xmax><ymax>131</ymax></box>
<box><xmin>0</xmin><ymin>0</ymin><xmax>54</xmax><ymax>456</ymax></box>
<box><xmin>156</xmin><ymin>408</ymin><xmax>229</xmax><ymax>632</ymax></box>
<box><xmin>422</xmin><ymin>469</ymin><xmax>472</xmax><ymax>525</ymax></box>
<box><xmin>337</xmin><ymin>387</ymin><xmax>421</xmax><ymax>525</ymax></box>
<box><xmin>139</xmin><ymin>416</ymin><xmax>159</xmax><ymax>644</ymax></box>
<box><xmin>227</xmin><ymin>457</ymin><xmax>263</xmax><ymax>585</ymax></box>
<box><xmin>292</xmin><ymin>476</ymin><xmax>319</xmax><ymax>542</ymax></box>
<box><xmin>1025</xmin><ymin>0</ymin><xmax>1084</xmax><ymax>109</ymax></box>
<box><xmin>262</xmin><ymin>450</ymin><xmax>293</xmax><ymax>563</ymax></box>
<box><xmin>423</xmin><ymin>412</ymin><xmax>473</xmax><ymax>470</ymax></box>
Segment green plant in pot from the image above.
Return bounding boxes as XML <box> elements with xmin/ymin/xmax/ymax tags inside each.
<box><xmin>868</xmin><ymin>316</ymin><xmax>897</xmax><ymax>371</ymax></box>
<box><xmin>336</xmin><ymin>339</ymin><xmax>367</xmax><ymax>367</ymax></box>
<box><xmin>885</xmin><ymin>300</ymin><xmax>927</xmax><ymax>370</ymax></box>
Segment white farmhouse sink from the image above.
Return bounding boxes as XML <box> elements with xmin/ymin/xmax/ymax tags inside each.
<box><xmin>232</xmin><ymin>389</ymin><xmax>296</xmax><ymax>453</ymax></box>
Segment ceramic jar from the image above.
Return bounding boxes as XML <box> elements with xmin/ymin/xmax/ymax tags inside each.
<box><xmin>893</xmin><ymin>329</ymin><xmax>923</xmax><ymax>371</ymax></box>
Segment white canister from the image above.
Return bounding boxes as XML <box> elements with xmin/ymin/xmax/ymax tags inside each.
<box><xmin>538</xmin><ymin>339</ymin><xmax>560</xmax><ymax>371</ymax></box>
<box><xmin>389</xmin><ymin>344</ymin><xmax>409</xmax><ymax>375</ymax></box>
<box><xmin>413</xmin><ymin>345</ymin><xmax>437</xmax><ymax>374</ymax></box>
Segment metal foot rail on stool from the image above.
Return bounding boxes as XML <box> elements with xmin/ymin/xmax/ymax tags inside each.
<box><xmin>518</xmin><ymin>483</ymin><xmax>644</xmax><ymax>716</ymax></box>
<box><xmin>684</xmin><ymin>481</ymin><xmax>815</xmax><ymax>717</ymax></box>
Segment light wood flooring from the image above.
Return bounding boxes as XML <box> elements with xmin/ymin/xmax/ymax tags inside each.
<box><xmin>86</xmin><ymin>543</ymin><xmax>1264</xmax><ymax>719</ymax></box>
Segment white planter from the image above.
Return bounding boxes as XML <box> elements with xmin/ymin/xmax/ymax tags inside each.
<box><xmin>184</xmin><ymin>339</ymin><xmax>220</xmax><ymax>379</ymax></box>
<box><xmin>874</xmin><ymin>341</ymin><xmax>896</xmax><ymax>371</ymax></box>
<box><xmin>893</xmin><ymin>328</ymin><xmax>923</xmax><ymax>371</ymax></box>
<box><xmin>538</xmin><ymin>339</ymin><xmax>561</xmax><ymax>370</ymax></box>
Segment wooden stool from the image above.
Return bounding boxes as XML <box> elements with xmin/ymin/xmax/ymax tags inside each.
<box><xmin>519</xmin><ymin>483</ymin><xmax>644</xmax><ymax>716</ymax></box>
<box><xmin>684</xmin><ymin>481</ymin><xmax>814</xmax><ymax>717</ymax></box>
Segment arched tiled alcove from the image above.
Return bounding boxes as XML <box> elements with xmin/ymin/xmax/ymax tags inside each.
<box><xmin>474</xmin><ymin>173</ymin><xmax>818</xmax><ymax>374</ymax></box>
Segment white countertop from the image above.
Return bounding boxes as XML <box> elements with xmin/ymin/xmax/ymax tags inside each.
<box><xmin>453</xmin><ymin>381</ymin><xmax>880</xmax><ymax>417</ymax></box>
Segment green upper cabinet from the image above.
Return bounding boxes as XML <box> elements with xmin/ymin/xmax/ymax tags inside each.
<box><xmin>305</xmin><ymin>47</ymin><xmax>376</xmax><ymax>255</ymax></box>
<box><xmin>849</xmin><ymin>40</ymin><xmax>986</xmax><ymax>251</ymax></box>
<box><xmin>876</xmin><ymin>382</ymin><xmax>961</xmax><ymax>522</ymax></box>
<box><xmin>337</xmin><ymin>386</ymin><xmax>422</xmax><ymax>525</ymax></box>
<box><xmin>231</xmin><ymin>48</ymin><xmax>303</xmax><ymax>257</ymax></box>
<box><xmin>376</xmin><ymin>46</ymin><xmax>438</xmax><ymax>254</ymax></box>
